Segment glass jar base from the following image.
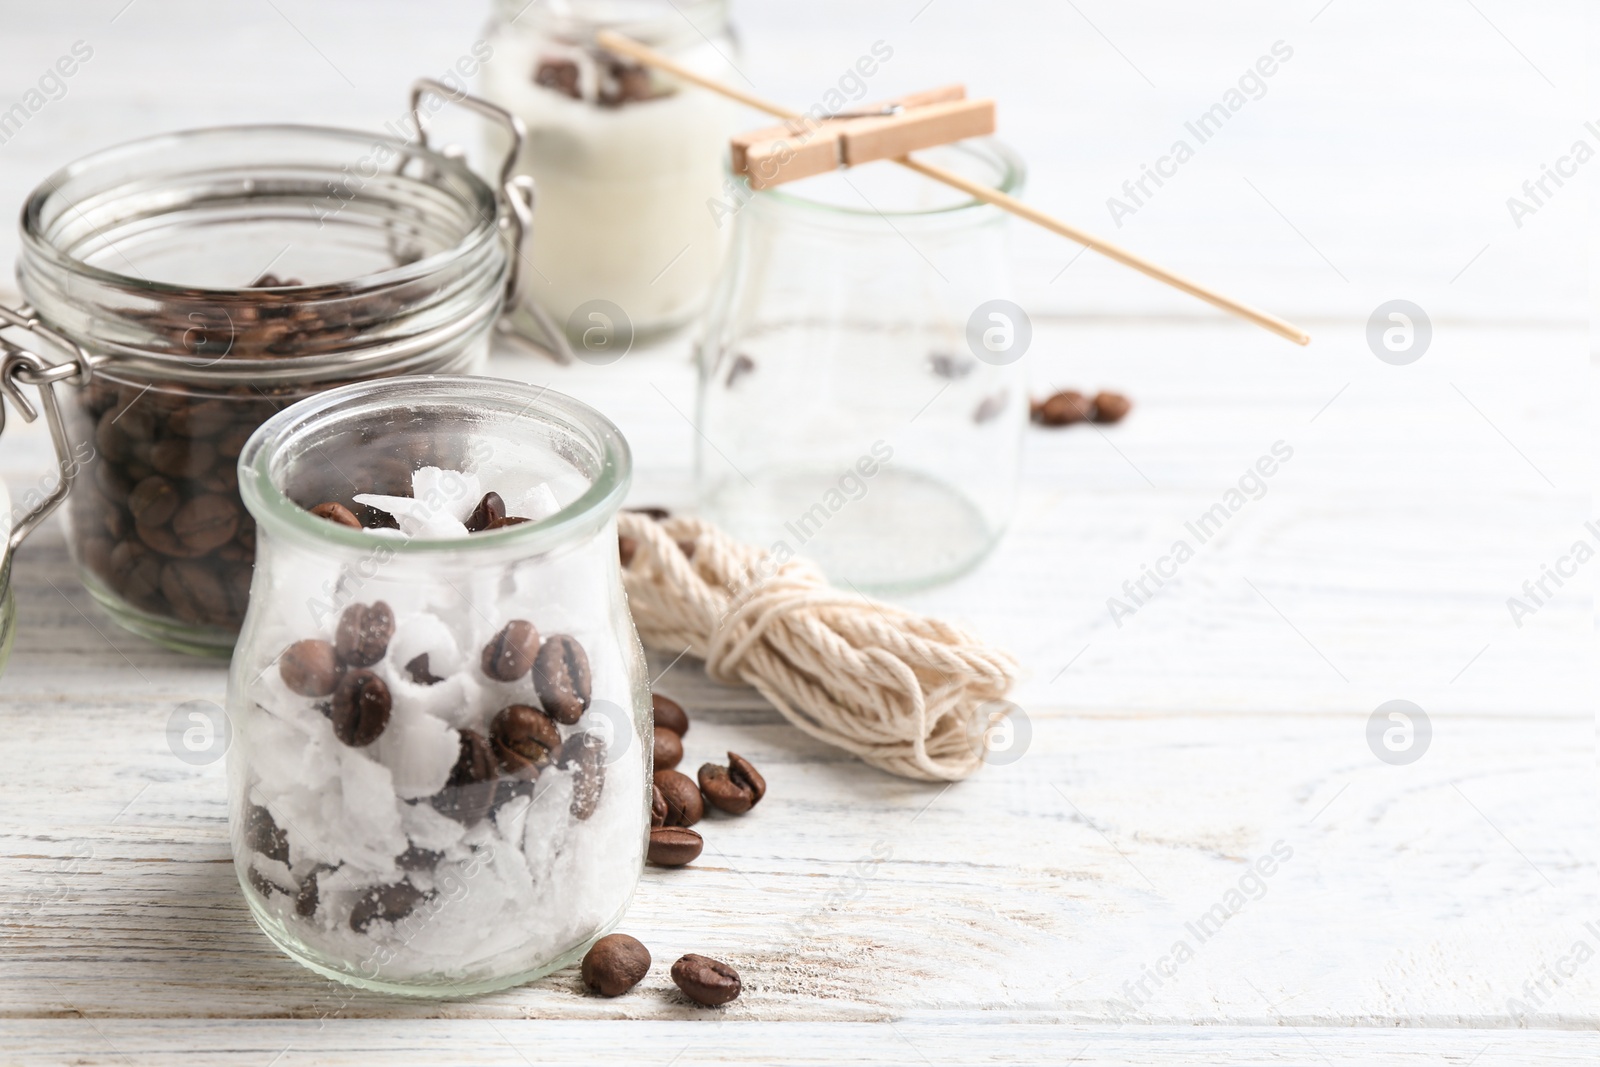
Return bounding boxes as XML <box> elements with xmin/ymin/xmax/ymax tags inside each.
<box><xmin>705</xmin><ymin>466</ymin><xmax>1003</xmax><ymax>593</ymax></box>
<box><xmin>79</xmin><ymin>568</ymin><xmax>237</xmax><ymax>658</ymax></box>
<box><xmin>245</xmin><ymin>885</ymin><xmax>626</xmax><ymax>998</ymax></box>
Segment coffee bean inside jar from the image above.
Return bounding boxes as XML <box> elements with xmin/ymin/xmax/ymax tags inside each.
<box><xmin>13</xmin><ymin>122</ymin><xmax>514</xmax><ymax>654</ymax></box>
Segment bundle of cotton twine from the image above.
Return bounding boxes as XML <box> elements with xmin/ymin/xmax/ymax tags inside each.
<box><xmin>618</xmin><ymin>512</ymin><xmax>1021</xmax><ymax>782</ymax></box>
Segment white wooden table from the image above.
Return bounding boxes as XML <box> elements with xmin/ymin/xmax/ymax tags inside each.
<box><xmin>1</xmin><ymin>1</ymin><xmax>1595</xmax><ymax>1063</ymax></box>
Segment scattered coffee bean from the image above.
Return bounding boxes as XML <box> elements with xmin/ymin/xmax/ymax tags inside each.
<box><xmin>671</xmin><ymin>953</ymin><xmax>741</xmax><ymax>1006</ymax></box>
<box><xmin>491</xmin><ymin>704</ymin><xmax>561</xmax><ymax>775</ymax></box>
<box><xmin>627</xmin><ymin>506</ymin><xmax>670</xmax><ymax>522</ymax></box>
<box><xmin>310</xmin><ymin>501</ymin><xmax>362</xmax><ymax>528</ymax></box>
<box><xmin>1031</xmin><ymin>389</ymin><xmax>1092</xmax><ymax>427</ymax></box>
<box><xmin>1092</xmin><ymin>390</ymin><xmax>1132</xmax><ymax>424</ymax></box>
<box><xmin>618</xmin><ymin>535</ymin><xmax>638</xmax><ymax>568</ymax></box>
<box><xmin>581</xmin><ymin>933</ymin><xmax>652</xmax><ymax>996</ymax></box>
<box><xmin>349</xmin><ymin>882</ymin><xmax>427</xmax><ymax>933</ymax></box>
<box><xmin>465</xmin><ymin>491</ymin><xmax>506</xmax><ymax>533</ymax></box>
<box><xmin>433</xmin><ymin>728</ymin><xmax>499</xmax><ymax>825</ymax></box>
<box><xmin>534</xmin><ymin>634</ymin><xmax>591</xmax><ymax>724</ymax></box>
<box><xmin>245</xmin><ymin>803</ymin><xmax>289</xmax><ymax>864</ymax></box>
<box><xmin>535</xmin><ymin>57</ymin><xmax>581</xmax><ymax>99</ymax></box>
<box><xmin>653</xmin><ymin>727</ymin><xmax>683</xmax><ymax>771</ymax></box>
<box><xmin>279</xmin><ymin>638</ymin><xmax>341</xmax><ymax>696</ymax></box>
<box><xmin>561</xmin><ymin>732</ymin><xmax>607</xmax><ymax>821</ymax></box>
<box><xmin>404</xmin><ymin>652</ymin><xmax>444</xmax><ymax>686</ymax></box>
<box><xmin>482</xmin><ymin>619</ymin><xmax>540</xmax><ymax>681</ymax></box>
<box><xmin>699</xmin><ymin>753</ymin><xmax>766</xmax><ymax>815</ymax></box>
<box><xmin>724</xmin><ymin>353</ymin><xmax>755</xmax><ymax>389</ymax></box>
<box><xmin>973</xmin><ymin>392</ymin><xmax>1006</xmax><ymax>424</ymax></box>
<box><xmin>653</xmin><ymin>769</ymin><xmax>703</xmax><ymax>827</ymax></box>
<box><xmin>335</xmin><ymin>601</ymin><xmax>394</xmax><ymax>668</ymax></box>
<box><xmin>151</xmin><ymin>438</ymin><xmax>215</xmax><ymax>480</ymax></box>
<box><xmin>652</xmin><ymin>693</ymin><xmax>689</xmax><ymax>736</ymax></box>
<box><xmin>330</xmin><ymin>669</ymin><xmax>392</xmax><ymax>746</ymax></box>
<box><xmin>648</xmin><ymin>825</ymin><xmax>703</xmax><ymax>867</ymax></box>
<box><xmin>651</xmin><ymin>784</ymin><xmax>668</xmax><ymax>828</ymax></box>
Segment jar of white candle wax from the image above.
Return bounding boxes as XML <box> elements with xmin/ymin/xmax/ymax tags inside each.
<box><xmin>480</xmin><ymin>0</ymin><xmax>742</xmax><ymax>345</ymax></box>
<box><xmin>227</xmin><ymin>376</ymin><xmax>650</xmax><ymax>995</ymax></box>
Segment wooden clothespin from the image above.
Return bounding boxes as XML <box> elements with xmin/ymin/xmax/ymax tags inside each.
<box><xmin>731</xmin><ymin>85</ymin><xmax>996</xmax><ymax>190</ymax></box>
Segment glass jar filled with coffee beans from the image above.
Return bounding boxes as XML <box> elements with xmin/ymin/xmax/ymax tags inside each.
<box><xmin>228</xmin><ymin>376</ymin><xmax>650</xmax><ymax>995</ymax></box>
<box><xmin>0</xmin><ymin>84</ymin><xmax>535</xmax><ymax>655</ymax></box>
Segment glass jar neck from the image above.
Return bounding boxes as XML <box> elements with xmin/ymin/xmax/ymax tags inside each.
<box><xmin>17</xmin><ymin>125</ymin><xmax>508</xmax><ymax>387</ymax></box>
<box><xmin>240</xmin><ymin>376</ymin><xmax>632</xmax><ymax>562</ymax></box>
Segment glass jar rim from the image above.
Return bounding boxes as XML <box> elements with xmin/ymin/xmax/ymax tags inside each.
<box><xmin>746</xmin><ymin>137</ymin><xmax>1026</xmax><ymax>223</ymax></box>
<box><xmin>495</xmin><ymin>0</ymin><xmax>728</xmax><ymax>33</ymax></box>
<box><xmin>20</xmin><ymin>123</ymin><xmax>500</xmax><ymax>302</ymax></box>
<box><xmin>239</xmin><ymin>375</ymin><xmax>632</xmax><ymax>558</ymax></box>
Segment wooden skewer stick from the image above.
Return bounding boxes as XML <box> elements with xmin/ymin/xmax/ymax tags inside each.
<box><xmin>595</xmin><ymin>29</ymin><xmax>1311</xmax><ymax>347</ymax></box>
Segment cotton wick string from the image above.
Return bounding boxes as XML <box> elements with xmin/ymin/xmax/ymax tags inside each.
<box><xmin>618</xmin><ymin>512</ymin><xmax>1021</xmax><ymax>782</ymax></box>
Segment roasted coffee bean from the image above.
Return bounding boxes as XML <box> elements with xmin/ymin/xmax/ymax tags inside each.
<box><xmin>94</xmin><ymin>463</ymin><xmax>132</xmax><ymax>506</ymax></box>
<box><xmin>433</xmin><ymin>728</ymin><xmax>499</xmax><ymax>825</ymax></box>
<box><xmin>396</xmin><ymin>844</ymin><xmax>443</xmax><ymax>871</ymax></box>
<box><xmin>405</xmin><ymin>653</ymin><xmax>444</xmax><ymax>686</ymax></box>
<box><xmin>561</xmin><ymin>732</ymin><xmax>607</xmax><ymax>821</ymax></box>
<box><xmin>676</xmin><ymin>537</ymin><xmax>697</xmax><ymax>559</ymax></box>
<box><xmin>533</xmin><ymin>634</ymin><xmax>591</xmax><ymax>724</ymax></box>
<box><xmin>127</xmin><ymin>476</ymin><xmax>180</xmax><ymax>527</ymax></box>
<box><xmin>651</xmin><ymin>784</ymin><xmax>668</xmax><ymax>828</ymax></box>
<box><xmin>973</xmin><ymin>393</ymin><xmax>1006</xmax><ymax>424</ymax></box>
<box><xmin>245</xmin><ymin>804</ymin><xmax>289</xmax><ymax>864</ymax></box>
<box><xmin>111</xmin><ymin>541</ymin><xmax>165</xmax><ymax>610</ymax></box>
<box><xmin>648</xmin><ymin>825</ymin><xmax>703</xmax><ymax>867</ymax></box>
<box><xmin>653</xmin><ymin>727</ymin><xmax>683</xmax><ymax>771</ymax></box>
<box><xmin>172</xmin><ymin>494</ymin><xmax>240</xmax><ymax>553</ymax></box>
<box><xmin>670</xmin><ymin>953</ymin><xmax>741</xmax><ymax>1006</ymax></box>
<box><xmin>225</xmin><ymin>563</ymin><xmax>253</xmax><ymax>619</ymax></box>
<box><xmin>161</xmin><ymin>559</ymin><xmax>228</xmax><ymax>626</ymax></box>
<box><xmin>491</xmin><ymin>704</ymin><xmax>561</xmax><ymax>775</ymax></box>
<box><xmin>465</xmin><ymin>491</ymin><xmax>506</xmax><ymax>533</ymax></box>
<box><xmin>699</xmin><ymin>752</ymin><xmax>766</xmax><ymax>815</ymax></box>
<box><xmin>652</xmin><ymin>693</ymin><xmax>689</xmax><ymax>736</ymax></box>
<box><xmin>1092</xmin><ymin>391</ymin><xmax>1132</xmax><ymax>424</ymax></box>
<box><xmin>168</xmin><ymin>400</ymin><xmax>231</xmax><ymax>438</ymax></box>
<box><xmin>349</xmin><ymin>882</ymin><xmax>427</xmax><ymax>933</ymax></box>
<box><xmin>627</xmin><ymin>506</ymin><xmax>671</xmax><ymax>522</ymax></box>
<box><xmin>199</xmin><ymin>463</ymin><xmax>239</xmax><ymax>494</ymax></box>
<box><xmin>280</xmin><ymin>639</ymin><xmax>341</xmax><ymax>696</ymax></box>
<box><xmin>618</xmin><ymin>535</ymin><xmax>638</xmax><ymax>568</ymax></box>
<box><xmin>352</xmin><ymin>501</ymin><xmax>400</xmax><ymax>530</ymax></box>
<box><xmin>150</xmin><ymin>438</ymin><xmax>215</xmax><ymax>480</ymax></box>
<box><xmin>484</xmin><ymin>515</ymin><xmax>530</xmax><ymax>530</ymax></box>
<box><xmin>102</xmin><ymin>506</ymin><xmax>130</xmax><ymax>540</ymax></box>
<box><xmin>311</xmin><ymin>501</ymin><xmax>361</xmax><ymax>528</ymax></box>
<box><xmin>248</xmin><ymin>868</ymin><xmax>287</xmax><ymax>898</ymax></box>
<box><xmin>535</xmin><ymin>58</ymin><xmax>581</xmax><ymax>99</ymax></box>
<box><xmin>482</xmin><ymin>619</ymin><xmax>540</xmax><ymax>681</ymax></box>
<box><xmin>1031</xmin><ymin>390</ymin><xmax>1092</xmax><ymax>427</ymax></box>
<box><xmin>724</xmin><ymin>353</ymin><xmax>756</xmax><ymax>389</ymax></box>
<box><xmin>216</xmin><ymin>423</ymin><xmax>253</xmax><ymax>460</ymax></box>
<box><xmin>336</xmin><ymin>601</ymin><xmax>394</xmax><ymax>668</ymax></box>
<box><xmin>135</xmin><ymin>517</ymin><xmax>203</xmax><ymax>559</ymax></box>
<box><xmin>653</xmin><ymin>769</ymin><xmax>703</xmax><ymax>827</ymax></box>
<box><xmin>95</xmin><ymin>409</ymin><xmax>131</xmax><ymax>462</ymax></box>
<box><xmin>295</xmin><ymin>868</ymin><xmax>323</xmax><ymax>917</ymax></box>
<box><xmin>581</xmin><ymin>933</ymin><xmax>652</xmax><ymax>997</ymax></box>
<box><xmin>330</xmin><ymin>670</ymin><xmax>391</xmax><ymax>746</ymax></box>
<box><xmin>82</xmin><ymin>534</ymin><xmax>114</xmax><ymax>577</ymax></box>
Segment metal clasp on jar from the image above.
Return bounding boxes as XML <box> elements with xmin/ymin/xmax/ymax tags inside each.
<box><xmin>407</xmin><ymin>78</ymin><xmax>576</xmax><ymax>365</ymax></box>
<box><xmin>0</xmin><ymin>303</ymin><xmax>95</xmax><ymax>583</ymax></box>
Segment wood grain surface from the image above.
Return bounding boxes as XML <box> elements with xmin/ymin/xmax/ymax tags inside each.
<box><xmin>0</xmin><ymin>0</ymin><xmax>1593</xmax><ymax>1063</ymax></box>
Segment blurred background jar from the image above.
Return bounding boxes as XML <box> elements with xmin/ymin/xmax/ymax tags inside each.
<box><xmin>8</xmin><ymin>119</ymin><xmax>517</xmax><ymax>655</ymax></box>
<box><xmin>481</xmin><ymin>0</ymin><xmax>742</xmax><ymax>346</ymax></box>
<box><xmin>695</xmin><ymin>140</ymin><xmax>1029</xmax><ymax>591</ymax></box>
<box><xmin>229</xmin><ymin>376</ymin><xmax>648</xmax><ymax>995</ymax></box>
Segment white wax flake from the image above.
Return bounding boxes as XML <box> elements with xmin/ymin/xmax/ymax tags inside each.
<box><xmin>373</xmin><ymin>704</ymin><xmax>460</xmax><ymax>800</ymax></box>
<box><xmin>350</xmin><ymin>465</ymin><xmax>559</xmax><ymax>539</ymax></box>
<box><xmin>515</xmin><ymin>483</ymin><xmax>562</xmax><ymax>522</ymax></box>
<box><xmin>352</xmin><ymin>493</ymin><xmax>472</xmax><ymax>539</ymax></box>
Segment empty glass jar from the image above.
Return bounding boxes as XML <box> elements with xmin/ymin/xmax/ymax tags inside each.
<box><xmin>228</xmin><ymin>375</ymin><xmax>650</xmax><ymax>995</ymax></box>
<box><xmin>695</xmin><ymin>140</ymin><xmax>1029</xmax><ymax>590</ymax></box>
